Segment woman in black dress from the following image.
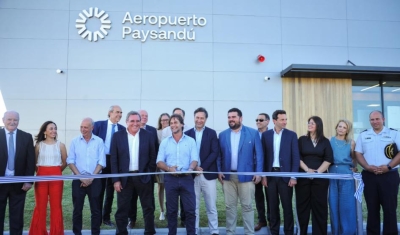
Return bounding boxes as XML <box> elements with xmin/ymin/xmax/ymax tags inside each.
<box><xmin>295</xmin><ymin>116</ymin><xmax>333</xmax><ymax>235</ymax></box>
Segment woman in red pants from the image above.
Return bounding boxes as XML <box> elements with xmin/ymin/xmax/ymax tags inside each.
<box><xmin>29</xmin><ymin>121</ymin><xmax>67</xmax><ymax>235</ymax></box>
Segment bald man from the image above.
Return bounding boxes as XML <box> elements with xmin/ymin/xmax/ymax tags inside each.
<box><xmin>67</xmin><ymin>118</ymin><xmax>106</xmax><ymax>235</ymax></box>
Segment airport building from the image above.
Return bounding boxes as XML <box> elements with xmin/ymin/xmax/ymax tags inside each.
<box><xmin>0</xmin><ymin>0</ymin><xmax>399</xmax><ymax>146</ymax></box>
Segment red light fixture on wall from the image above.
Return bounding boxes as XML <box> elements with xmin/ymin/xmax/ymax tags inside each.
<box><xmin>257</xmin><ymin>55</ymin><xmax>265</xmax><ymax>63</ymax></box>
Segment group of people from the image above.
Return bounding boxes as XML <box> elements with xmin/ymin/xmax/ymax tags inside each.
<box><xmin>0</xmin><ymin>108</ymin><xmax>398</xmax><ymax>235</ymax></box>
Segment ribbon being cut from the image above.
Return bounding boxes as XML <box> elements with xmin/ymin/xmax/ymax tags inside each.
<box><xmin>0</xmin><ymin>171</ymin><xmax>364</xmax><ymax>202</ymax></box>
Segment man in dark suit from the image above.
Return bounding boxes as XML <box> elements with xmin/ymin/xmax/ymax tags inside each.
<box><xmin>254</xmin><ymin>113</ymin><xmax>270</xmax><ymax>231</ymax></box>
<box><xmin>261</xmin><ymin>110</ymin><xmax>300</xmax><ymax>235</ymax></box>
<box><xmin>0</xmin><ymin>111</ymin><xmax>35</xmax><ymax>235</ymax></box>
<box><xmin>110</xmin><ymin>111</ymin><xmax>156</xmax><ymax>235</ymax></box>
<box><xmin>185</xmin><ymin>107</ymin><xmax>219</xmax><ymax>235</ymax></box>
<box><xmin>217</xmin><ymin>108</ymin><xmax>263</xmax><ymax>235</ymax></box>
<box><xmin>128</xmin><ymin>109</ymin><xmax>159</xmax><ymax>228</ymax></box>
<box><xmin>93</xmin><ymin>105</ymin><xmax>125</xmax><ymax>227</ymax></box>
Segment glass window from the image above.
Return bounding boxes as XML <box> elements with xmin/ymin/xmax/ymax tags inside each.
<box><xmin>352</xmin><ymin>80</ymin><xmax>381</xmax><ymax>140</ymax></box>
<box><xmin>383</xmin><ymin>81</ymin><xmax>400</xmax><ymax>131</ymax></box>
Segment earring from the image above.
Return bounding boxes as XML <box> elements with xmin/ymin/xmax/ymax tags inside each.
<box><xmin>44</xmin><ymin>134</ymin><xmax>47</xmax><ymax>139</ymax></box>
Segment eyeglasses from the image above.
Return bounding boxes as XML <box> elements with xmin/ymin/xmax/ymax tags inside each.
<box><xmin>255</xmin><ymin>119</ymin><xmax>265</xmax><ymax>122</ymax></box>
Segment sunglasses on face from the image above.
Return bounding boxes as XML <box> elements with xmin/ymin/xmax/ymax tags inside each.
<box><xmin>255</xmin><ymin>119</ymin><xmax>265</xmax><ymax>122</ymax></box>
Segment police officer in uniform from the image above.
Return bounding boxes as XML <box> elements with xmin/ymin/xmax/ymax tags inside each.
<box><xmin>355</xmin><ymin>110</ymin><xmax>400</xmax><ymax>235</ymax></box>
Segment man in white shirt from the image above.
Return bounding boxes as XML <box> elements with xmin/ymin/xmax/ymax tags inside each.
<box><xmin>355</xmin><ymin>110</ymin><xmax>400</xmax><ymax>234</ymax></box>
<box><xmin>110</xmin><ymin>111</ymin><xmax>157</xmax><ymax>235</ymax></box>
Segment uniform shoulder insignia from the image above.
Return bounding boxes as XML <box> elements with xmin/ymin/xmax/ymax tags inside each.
<box><xmin>361</xmin><ymin>129</ymin><xmax>368</xmax><ymax>133</ymax></box>
<box><xmin>390</xmin><ymin>128</ymin><xmax>398</xmax><ymax>131</ymax></box>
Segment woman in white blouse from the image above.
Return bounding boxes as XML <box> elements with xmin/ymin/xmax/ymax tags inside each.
<box><xmin>29</xmin><ymin>121</ymin><xmax>67</xmax><ymax>235</ymax></box>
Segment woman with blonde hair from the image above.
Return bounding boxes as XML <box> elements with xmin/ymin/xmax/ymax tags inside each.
<box><xmin>29</xmin><ymin>121</ymin><xmax>67</xmax><ymax>235</ymax></box>
<box><xmin>329</xmin><ymin>119</ymin><xmax>357</xmax><ymax>235</ymax></box>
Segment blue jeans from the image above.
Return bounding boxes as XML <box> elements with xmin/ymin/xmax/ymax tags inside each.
<box><xmin>329</xmin><ymin>165</ymin><xmax>356</xmax><ymax>235</ymax></box>
<box><xmin>164</xmin><ymin>174</ymin><xmax>196</xmax><ymax>235</ymax></box>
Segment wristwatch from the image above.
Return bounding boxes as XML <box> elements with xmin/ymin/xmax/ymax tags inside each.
<box><xmin>314</xmin><ymin>170</ymin><xmax>318</xmax><ymax>173</ymax></box>
<box><xmin>387</xmin><ymin>164</ymin><xmax>392</xmax><ymax>171</ymax></box>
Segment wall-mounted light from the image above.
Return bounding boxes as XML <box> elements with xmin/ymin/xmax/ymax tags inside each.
<box><xmin>257</xmin><ymin>55</ymin><xmax>265</xmax><ymax>63</ymax></box>
<box><xmin>367</xmin><ymin>104</ymin><xmax>380</xmax><ymax>107</ymax></box>
<box><xmin>56</xmin><ymin>69</ymin><xmax>63</xmax><ymax>74</ymax></box>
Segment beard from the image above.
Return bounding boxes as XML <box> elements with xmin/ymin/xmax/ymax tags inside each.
<box><xmin>229</xmin><ymin>121</ymin><xmax>241</xmax><ymax>130</ymax></box>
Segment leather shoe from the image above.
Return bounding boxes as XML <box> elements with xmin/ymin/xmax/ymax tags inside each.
<box><xmin>103</xmin><ymin>220</ymin><xmax>115</xmax><ymax>227</ymax></box>
<box><xmin>128</xmin><ymin>221</ymin><xmax>136</xmax><ymax>229</ymax></box>
<box><xmin>254</xmin><ymin>222</ymin><xmax>267</xmax><ymax>231</ymax></box>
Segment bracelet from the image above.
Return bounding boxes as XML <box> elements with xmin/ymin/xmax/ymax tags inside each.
<box><xmin>305</xmin><ymin>168</ymin><xmax>309</xmax><ymax>172</ymax></box>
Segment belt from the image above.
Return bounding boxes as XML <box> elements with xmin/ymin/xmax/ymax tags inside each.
<box><xmin>129</xmin><ymin>170</ymin><xmax>139</xmax><ymax>173</ymax></box>
<box><xmin>171</xmin><ymin>174</ymin><xmax>189</xmax><ymax>178</ymax></box>
<box><xmin>231</xmin><ymin>170</ymin><xmax>237</xmax><ymax>172</ymax></box>
<box><xmin>272</xmin><ymin>167</ymin><xmax>281</xmax><ymax>172</ymax></box>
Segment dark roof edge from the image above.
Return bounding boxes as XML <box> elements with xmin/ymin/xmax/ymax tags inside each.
<box><xmin>281</xmin><ymin>64</ymin><xmax>400</xmax><ymax>78</ymax></box>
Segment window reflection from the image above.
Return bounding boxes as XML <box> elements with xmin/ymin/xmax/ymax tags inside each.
<box><xmin>352</xmin><ymin>80</ymin><xmax>400</xmax><ymax>140</ymax></box>
<box><xmin>383</xmin><ymin>81</ymin><xmax>400</xmax><ymax>131</ymax></box>
<box><xmin>352</xmin><ymin>80</ymin><xmax>381</xmax><ymax>140</ymax></box>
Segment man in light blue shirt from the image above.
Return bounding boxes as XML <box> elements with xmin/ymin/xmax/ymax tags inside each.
<box><xmin>67</xmin><ymin>117</ymin><xmax>106</xmax><ymax>235</ymax></box>
<box><xmin>218</xmin><ymin>108</ymin><xmax>263</xmax><ymax>235</ymax></box>
<box><xmin>157</xmin><ymin>114</ymin><xmax>198</xmax><ymax>235</ymax></box>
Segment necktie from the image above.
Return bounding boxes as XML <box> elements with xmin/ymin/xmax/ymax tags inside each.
<box><xmin>111</xmin><ymin>124</ymin><xmax>116</xmax><ymax>136</ymax></box>
<box><xmin>8</xmin><ymin>132</ymin><xmax>15</xmax><ymax>171</ymax></box>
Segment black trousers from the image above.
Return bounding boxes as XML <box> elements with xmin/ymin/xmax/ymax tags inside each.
<box><xmin>255</xmin><ymin>181</ymin><xmax>270</xmax><ymax>224</ymax></box>
<box><xmin>72</xmin><ymin>179</ymin><xmax>102</xmax><ymax>235</ymax></box>
<box><xmin>0</xmin><ymin>183</ymin><xmax>27</xmax><ymax>235</ymax></box>
<box><xmin>129</xmin><ymin>183</ymin><xmax>185</xmax><ymax>223</ymax></box>
<box><xmin>99</xmin><ymin>174</ymin><xmax>115</xmax><ymax>221</ymax></box>
<box><xmin>116</xmin><ymin>176</ymin><xmax>155</xmax><ymax>235</ymax></box>
<box><xmin>295</xmin><ymin>177</ymin><xmax>329</xmax><ymax>235</ymax></box>
<box><xmin>267</xmin><ymin>177</ymin><xmax>294</xmax><ymax>235</ymax></box>
<box><xmin>362</xmin><ymin>170</ymin><xmax>399</xmax><ymax>235</ymax></box>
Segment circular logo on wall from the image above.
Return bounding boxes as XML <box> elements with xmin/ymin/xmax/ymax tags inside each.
<box><xmin>75</xmin><ymin>7</ymin><xmax>111</xmax><ymax>42</ymax></box>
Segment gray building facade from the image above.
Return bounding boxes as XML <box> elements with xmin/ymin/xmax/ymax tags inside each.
<box><xmin>1</xmin><ymin>0</ymin><xmax>399</xmax><ymax>146</ymax></box>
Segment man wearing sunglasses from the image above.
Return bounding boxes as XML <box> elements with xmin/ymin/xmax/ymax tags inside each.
<box><xmin>254</xmin><ymin>113</ymin><xmax>270</xmax><ymax>231</ymax></box>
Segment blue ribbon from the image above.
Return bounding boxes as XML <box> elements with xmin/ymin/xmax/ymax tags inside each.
<box><xmin>353</xmin><ymin>172</ymin><xmax>364</xmax><ymax>203</ymax></box>
<box><xmin>0</xmin><ymin>171</ymin><xmax>364</xmax><ymax>201</ymax></box>
<box><xmin>0</xmin><ymin>171</ymin><xmax>357</xmax><ymax>183</ymax></box>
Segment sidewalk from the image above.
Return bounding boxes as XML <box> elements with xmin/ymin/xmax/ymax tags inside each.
<box><xmin>8</xmin><ymin>224</ymin><xmax>400</xmax><ymax>234</ymax></box>
<box><xmin>11</xmin><ymin>226</ymin><xmax>269</xmax><ymax>235</ymax></box>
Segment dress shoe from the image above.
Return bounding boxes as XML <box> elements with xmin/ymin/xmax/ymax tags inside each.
<box><xmin>103</xmin><ymin>220</ymin><xmax>115</xmax><ymax>227</ymax></box>
<box><xmin>128</xmin><ymin>221</ymin><xmax>136</xmax><ymax>229</ymax></box>
<box><xmin>159</xmin><ymin>212</ymin><xmax>165</xmax><ymax>220</ymax></box>
<box><xmin>254</xmin><ymin>222</ymin><xmax>267</xmax><ymax>231</ymax></box>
